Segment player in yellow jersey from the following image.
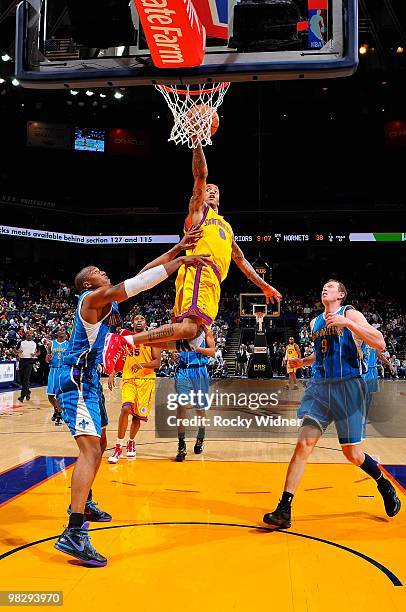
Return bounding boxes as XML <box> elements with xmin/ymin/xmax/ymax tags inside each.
<box><xmin>108</xmin><ymin>314</ymin><xmax>160</xmax><ymax>463</ymax></box>
<box><xmin>130</xmin><ymin>144</ymin><xmax>282</xmax><ymax>350</ymax></box>
<box><xmin>284</xmin><ymin>336</ymin><xmax>301</xmax><ymax>390</ymax></box>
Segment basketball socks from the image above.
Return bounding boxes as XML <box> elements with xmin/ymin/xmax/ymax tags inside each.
<box><xmin>197</xmin><ymin>427</ymin><xmax>205</xmax><ymax>439</ymax></box>
<box><xmin>68</xmin><ymin>512</ymin><xmax>84</xmax><ymax>528</ymax></box>
<box><xmin>176</xmin><ymin>432</ymin><xmax>187</xmax><ymax>461</ymax></box>
<box><xmin>281</xmin><ymin>491</ymin><xmax>294</xmax><ymax>507</ymax></box>
<box><xmin>359</xmin><ymin>454</ymin><xmax>382</xmax><ymax>480</ymax></box>
<box><xmin>263</xmin><ymin>492</ymin><xmax>293</xmax><ymax>528</ymax></box>
<box><xmin>116</xmin><ymin>438</ymin><xmax>124</xmax><ymax>447</ymax></box>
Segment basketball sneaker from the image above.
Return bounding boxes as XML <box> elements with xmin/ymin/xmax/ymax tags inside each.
<box><xmin>194</xmin><ymin>438</ymin><xmax>204</xmax><ymax>455</ymax></box>
<box><xmin>67</xmin><ymin>501</ymin><xmax>112</xmax><ymax>523</ymax></box>
<box><xmin>55</xmin><ymin>416</ymin><xmax>63</xmax><ymax>427</ymax></box>
<box><xmin>85</xmin><ymin>500</ymin><xmax>112</xmax><ymax>522</ymax></box>
<box><xmin>176</xmin><ymin>440</ymin><xmax>187</xmax><ymax>462</ymax></box>
<box><xmin>377</xmin><ymin>477</ymin><xmax>401</xmax><ymax>517</ymax></box>
<box><xmin>263</xmin><ymin>499</ymin><xmax>292</xmax><ymax>529</ymax></box>
<box><xmin>54</xmin><ymin>522</ymin><xmax>107</xmax><ymax>567</ymax></box>
<box><xmin>26</xmin><ymin>391</ymin><xmax>31</xmax><ymax>400</ymax></box>
<box><xmin>126</xmin><ymin>440</ymin><xmax>137</xmax><ymax>458</ymax></box>
<box><xmin>51</xmin><ymin>410</ymin><xmax>58</xmax><ymax>421</ymax></box>
<box><xmin>108</xmin><ymin>444</ymin><xmax>123</xmax><ymax>464</ymax></box>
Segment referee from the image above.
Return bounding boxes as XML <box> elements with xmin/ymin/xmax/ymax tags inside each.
<box><xmin>16</xmin><ymin>330</ymin><xmax>39</xmax><ymax>402</ymax></box>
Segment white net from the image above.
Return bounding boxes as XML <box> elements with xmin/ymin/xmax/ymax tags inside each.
<box><xmin>154</xmin><ymin>82</ymin><xmax>230</xmax><ymax>149</ymax></box>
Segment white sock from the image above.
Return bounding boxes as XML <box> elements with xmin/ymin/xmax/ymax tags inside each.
<box><xmin>129</xmin><ymin>438</ymin><xmax>135</xmax><ymax>443</ymax></box>
<box><xmin>116</xmin><ymin>438</ymin><xmax>124</xmax><ymax>447</ymax></box>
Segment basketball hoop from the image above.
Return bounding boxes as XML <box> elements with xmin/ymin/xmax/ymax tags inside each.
<box><xmin>255</xmin><ymin>311</ymin><xmax>266</xmax><ymax>333</ymax></box>
<box><xmin>154</xmin><ymin>82</ymin><xmax>230</xmax><ymax>149</ymax></box>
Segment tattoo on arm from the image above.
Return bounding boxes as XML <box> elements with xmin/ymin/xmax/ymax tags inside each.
<box><xmin>192</xmin><ymin>144</ymin><xmax>208</xmax><ymax>179</ymax></box>
<box><xmin>189</xmin><ymin>187</ymin><xmax>203</xmax><ymax>210</ymax></box>
<box><xmin>147</xmin><ymin>324</ymin><xmax>175</xmax><ymax>342</ymax></box>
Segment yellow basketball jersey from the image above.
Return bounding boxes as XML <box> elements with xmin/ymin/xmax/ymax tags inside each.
<box><xmin>122</xmin><ymin>344</ymin><xmax>156</xmax><ymax>380</ymax></box>
<box><xmin>186</xmin><ymin>205</ymin><xmax>233</xmax><ymax>281</ymax></box>
<box><xmin>286</xmin><ymin>344</ymin><xmax>299</xmax><ymax>359</ymax></box>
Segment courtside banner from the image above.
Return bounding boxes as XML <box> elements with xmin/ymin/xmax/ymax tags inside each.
<box><xmin>132</xmin><ymin>0</ymin><xmax>206</xmax><ymax>68</ymax></box>
<box><xmin>0</xmin><ymin>225</ymin><xmax>179</xmax><ymax>245</ymax></box>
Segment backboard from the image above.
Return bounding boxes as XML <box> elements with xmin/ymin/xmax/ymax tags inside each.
<box><xmin>240</xmin><ymin>293</ymin><xmax>281</xmax><ymax>318</ymax></box>
<box><xmin>15</xmin><ymin>0</ymin><xmax>358</xmax><ymax>89</ymax></box>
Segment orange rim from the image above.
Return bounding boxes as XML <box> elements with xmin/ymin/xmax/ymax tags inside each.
<box><xmin>156</xmin><ymin>82</ymin><xmax>230</xmax><ymax>96</ymax></box>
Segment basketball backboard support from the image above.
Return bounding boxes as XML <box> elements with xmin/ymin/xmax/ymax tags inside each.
<box><xmin>240</xmin><ymin>293</ymin><xmax>281</xmax><ymax>318</ymax></box>
<box><xmin>15</xmin><ymin>0</ymin><xmax>358</xmax><ymax>89</ymax></box>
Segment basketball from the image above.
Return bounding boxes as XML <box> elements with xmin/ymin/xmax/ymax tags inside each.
<box><xmin>187</xmin><ymin>104</ymin><xmax>220</xmax><ymax>136</ymax></box>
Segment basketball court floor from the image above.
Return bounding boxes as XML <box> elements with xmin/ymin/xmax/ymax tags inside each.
<box><xmin>0</xmin><ymin>379</ymin><xmax>405</xmax><ymax>611</ymax></box>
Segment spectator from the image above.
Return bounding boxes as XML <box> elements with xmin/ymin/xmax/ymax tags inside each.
<box><xmin>236</xmin><ymin>344</ymin><xmax>248</xmax><ymax>377</ymax></box>
<box><xmin>16</xmin><ymin>330</ymin><xmax>39</xmax><ymax>402</ymax></box>
<box><xmin>389</xmin><ymin>355</ymin><xmax>400</xmax><ymax>379</ymax></box>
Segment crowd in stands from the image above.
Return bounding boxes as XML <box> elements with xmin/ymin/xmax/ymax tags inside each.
<box><xmin>0</xmin><ymin>278</ymin><xmax>233</xmax><ymax>379</ymax></box>
<box><xmin>1</xmin><ymin>277</ymin><xmax>406</xmax><ymax>380</ymax></box>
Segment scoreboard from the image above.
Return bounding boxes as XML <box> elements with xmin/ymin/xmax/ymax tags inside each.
<box><xmin>234</xmin><ymin>233</ymin><xmax>406</xmax><ymax>244</ymax></box>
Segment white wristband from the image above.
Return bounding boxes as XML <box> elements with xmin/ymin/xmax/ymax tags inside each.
<box><xmin>124</xmin><ymin>264</ymin><xmax>168</xmax><ymax>298</ymax></box>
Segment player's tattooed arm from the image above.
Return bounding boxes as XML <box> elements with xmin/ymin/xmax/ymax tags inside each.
<box><xmin>231</xmin><ymin>241</ymin><xmax>282</xmax><ymax>303</ymax></box>
<box><xmin>188</xmin><ymin>144</ymin><xmax>208</xmax><ymax>223</ymax></box>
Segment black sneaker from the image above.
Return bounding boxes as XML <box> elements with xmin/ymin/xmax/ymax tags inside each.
<box><xmin>26</xmin><ymin>392</ymin><xmax>31</xmax><ymax>400</ymax></box>
<box><xmin>55</xmin><ymin>416</ymin><xmax>63</xmax><ymax>427</ymax></box>
<box><xmin>176</xmin><ymin>441</ymin><xmax>187</xmax><ymax>462</ymax></box>
<box><xmin>194</xmin><ymin>438</ymin><xmax>204</xmax><ymax>455</ymax></box>
<box><xmin>263</xmin><ymin>499</ymin><xmax>292</xmax><ymax>529</ymax></box>
<box><xmin>68</xmin><ymin>501</ymin><xmax>112</xmax><ymax>522</ymax></box>
<box><xmin>377</xmin><ymin>477</ymin><xmax>401</xmax><ymax>517</ymax></box>
<box><xmin>85</xmin><ymin>500</ymin><xmax>112</xmax><ymax>522</ymax></box>
<box><xmin>51</xmin><ymin>410</ymin><xmax>59</xmax><ymax>422</ymax></box>
<box><xmin>17</xmin><ymin>396</ymin><xmax>24</xmax><ymax>403</ymax></box>
<box><xmin>54</xmin><ymin>522</ymin><xmax>107</xmax><ymax>567</ymax></box>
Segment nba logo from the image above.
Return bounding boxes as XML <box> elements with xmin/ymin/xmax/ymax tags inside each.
<box><xmin>192</xmin><ymin>0</ymin><xmax>228</xmax><ymax>39</ymax></box>
<box><xmin>308</xmin><ymin>1</ymin><xmax>327</xmax><ymax>49</ymax></box>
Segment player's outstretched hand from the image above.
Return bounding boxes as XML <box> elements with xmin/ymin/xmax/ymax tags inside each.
<box><xmin>108</xmin><ymin>374</ymin><xmax>115</xmax><ymax>391</ymax></box>
<box><xmin>178</xmin><ymin>226</ymin><xmax>203</xmax><ymax>251</ymax></box>
<box><xmin>179</xmin><ymin>254</ymin><xmax>212</xmax><ymax>268</ymax></box>
<box><xmin>262</xmin><ymin>284</ymin><xmax>282</xmax><ymax>304</ymax></box>
<box><xmin>325</xmin><ymin>313</ymin><xmax>348</xmax><ymax>328</ymax></box>
<box><xmin>288</xmin><ymin>357</ymin><xmax>303</xmax><ymax>369</ymax></box>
